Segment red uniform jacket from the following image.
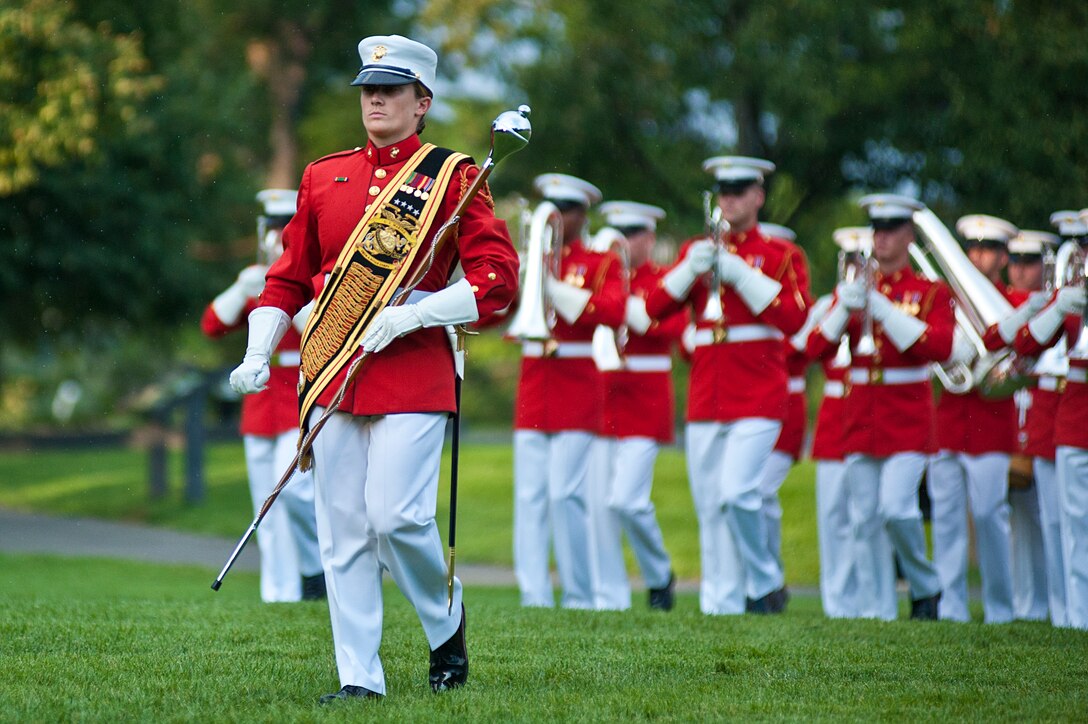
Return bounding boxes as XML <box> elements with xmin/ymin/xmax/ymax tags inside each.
<box><xmin>201</xmin><ymin>299</ymin><xmax>302</xmax><ymax>437</ymax></box>
<box><xmin>600</xmin><ymin>261</ymin><xmax>687</xmax><ymax>442</ymax></box>
<box><xmin>1017</xmin><ymin>313</ymin><xmax>1088</xmax><ymax>450</ymax></box>
<box><xmin>934</xmin><ymin>284</ymin><xmax>1025</xmax><ymax>455</ymax></box>
<box><xmin>811</xmin><ymin>358</ymin><xmax>849</xmax><ymax>462</ymax></box>
<box><xmin>514</xmin><ymin>239</ymin><xmax>625</xmax><ymax>433</ymax></box>
<box><xmin>775</xmin><ymin>348</ymin><xmax>809</xmax><ymax>459</ymax></box>
<box><xmin>259</xmin><ymin>135</ymin><xmax>518</xmax><ymax>417</ymax></box>
<box><xmin>646</xmin><ymin>227</ymin><xmax>809</xmax><ymax>424</ymax></box>
<box><xmin>808</xmin><ymin>266</ymin><xmax>955</xmax><ymax>456</ymax></box>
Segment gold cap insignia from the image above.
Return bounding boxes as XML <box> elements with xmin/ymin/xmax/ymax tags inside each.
<box><xmin>371</xmin><ymin>45</ymin><xmax>387</xmax><ymax>61</ymax></box>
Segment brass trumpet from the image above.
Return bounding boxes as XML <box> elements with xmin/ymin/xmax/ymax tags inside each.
<box><xmin>701</xmin><ymin>191</ymin><xmax>728</xmax><ymax>324</ymax></box>
<box><xmin>1054</xmin><ymin>239</ymin><xmax>1088</xmax><ymax>360</ymax></box>
<box><xmin>505</xmin><ymin>201</ymin><xmax>563</xmax><ymax>342</ymax></box>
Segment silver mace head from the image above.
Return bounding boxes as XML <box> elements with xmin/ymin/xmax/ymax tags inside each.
<box><xmin>487</xmin><ymin>105</ymin><xmax>532</xmax><ymax>168</ymax></box>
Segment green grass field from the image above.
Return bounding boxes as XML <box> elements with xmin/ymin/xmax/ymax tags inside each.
<box><xmin>0</xmin><ymin>440</ymin><xmax>820</xmax><ymax>584</ymax></box>
<box><xmin>2</xmin><ymin>554</ymin><xmax>1086</xmax><ymax>721</ymax></box>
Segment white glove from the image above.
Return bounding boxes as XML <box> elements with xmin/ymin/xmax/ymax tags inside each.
<box><xmin>361</xmin><ymin>278</ymin><xmax>480</xmax><ymax>354</ymax></box>
<box><xmin>717</xmin><ymin>251</ymin><xmax>782</xmax><ymax>314</ymax></box>
<box><xmin>662</xmin><ymin>239</ymin><xmax>715</xmax><ymax>301</ymax></box>
<box><xmin>292</xmin><ymin>299</ymin><xmax>315</xmax><ymax>334</ymax></box>
<box><xmin>791</xmin><ymin>295</ymin><xmax>833</xmax><ymax>351</ymax></box>
<box><xmin>681</xmin><ymin>322</ymin><xmax>697</xmax><ymax>355</ymax></box>
<box><xmin>545</xmin><ymin>275</ymin><xmax>593</xmax><ymax>324</ymax></box>
<box><xmin>836</xmin><ymin>280</ymin><xmax>866</xmax><ymax>311</ymax></box>
<box><xmin>1028</xmin><ymin>287</ymin><xmax>1086</xmax><ymax>344</ymax></box>
<box><xmin>997</xmin><ymin>291</ymin><xmax>1051</xmax><ymax>345</ymax></box>
<box><xmin>869</xmin><ymin>290</ymin><xmax>926</xmax><ymax>352</ymax></box>
<box><xmin>229</xmin><ymin>306</ymin><xmax>290</xmax><ymax>394</ymax></box>
<box><xmin>210</xmin><ymin>265</ymin><xmax>268</xmax><ymax>325</ymax></box>
<box><xmin>947</xmin><ymin>327</ymin><xmax>978</xmax><ymax>366</ymax></box>
<box><xmin>625</xmin><ymin>296</ymin><xmax>652</xmax><ymax>335</ymax></box>
<box><xmin>819</xmin><ymin>301</ymin><xmax>850</xmax><ymax>343</ymax></box>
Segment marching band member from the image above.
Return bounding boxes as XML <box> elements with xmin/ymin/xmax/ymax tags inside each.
<box><xmin>927</xmin><ymin>214</ymin><xmax>1030</xmax><ymax>623</ymax></box>
<box><xmin>201</xmin><ymin>188</ymin><xmax>324</xmax><ymax>604</ymax></box>
<box><xmin>593</xmin><ymin>201</ymin><xmax>685</xmax><ymax>611</ymax></box>
<box><xmin>1013</xmin><ymin>210</ymin><xmax>1088</xmax><ymax>628</ymax></box>
<box><xmin>229</xmin><ymin>35</ymin><xmax>519</xmax><ymax>700</ymax></box>
<box><xmin>513</xmin><ymin>173</ymin><xmax>625</xmax><ymax>609</ymax></box>
<box><xmin>756</xmin><ymin>222</ymin><xmax>812</xmax><ymax>578</ymax></box>
<box><xmin>808</xmin><ymin>194</ymin><xmax>950</xmax><ymax>621</ymax></box>
<box><xmin>1006</xmin><ymin>230</ymin><xmax>1060</xmax><ymax>621</ymax></box>
<box><xmin>647</xmin><ymin>156</ymin><xmax>808</xmax><ymax>615</ymax></box>
<box><xmin>807</xmin><ymin>227</ymin><xmax>894</xmax><ymax>619</ymax></box>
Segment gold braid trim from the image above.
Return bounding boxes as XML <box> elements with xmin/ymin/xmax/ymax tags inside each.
<box><xmin>299</xmin><ymin>264</ymin><xmax>385</xmax><ymax>383</ymax></box>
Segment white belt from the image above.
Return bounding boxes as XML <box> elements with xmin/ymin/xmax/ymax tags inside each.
<box><xmin>788</xmin><ymin>376</ymin><xmax>805</xmax><ymax>394</ymax></box>
<box><xmin>1068</xmin><ymin>367</ymin><xmax>1087</xmax><ymax>384</ymax></box>
<box><xmin>272</xmin><ymin>350</ymin><xmax>301</xmax><ymax>367</ymax></box>
<box><xmin>848</xmin><ymin>366</ymin><xmax>929</xmax><ymax>385</ymax></box>
<box><xmin>623</xmin><ymin>354</ymin><xmax>672</xmax><ymax>372</ymax></box>
<box><xmin>1038</xmin><ymin>375</ymin><xmax>1065</xmax><ymax>392</ymax></box>
<box><xmin>692</xmin><ymin>324</ymin><xmax>784</xmax><ymax>347</ymax></box>
<box><xmin>823</xmin><ymin>380</ymin><xmax>845</xmax><ymax>398</ymax></box>
<box><xmin>522</xmin><ymin>341</ymin><xmax>594</xmax><ymax>359</ymax></box>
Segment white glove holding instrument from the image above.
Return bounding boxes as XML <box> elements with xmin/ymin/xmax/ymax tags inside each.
<box><xmin>717</xmin><ymin>251</ymin><xmax>782</xmax><ymax>314</ymax></box>
<box><xmin>662</xmin><ymin>239</ymin><xmax>716</xmax><ymax>301</ymax></box>
<box><xmin>869</xmin><ymin>289</ymin><xmax>927</xmax><ymax>352</ymax></box>
<box><xmin>946</xmin><ymin>327</ymin><xmax>978</xmax><ymax>366</ymax></box>
<box><xmin>625</xmin><ymin>296</ymin><xmax>652</xmax><ymax>335</ymax></box>
<box><xmin>1028</xmin><ymin>286</ymin><xmax>1087</xmax><ymax>343</ymax></box>
<box><xmin>545</xmin><ymin>275</ymin><xmax>593</xmax><ymax>325</ymax></box>
<box><xmin>229</xmin><ymin>306</ymin><xmax>290</xmax><ymax>394</ymax></box>
<box><xmin>996</xmin><ymin>290</ymin><xmax>1050</xmax><ymax>345</ymax></box>
<box><xmin>211</xmin><ymin>264</ymin><xmax>268</xmax><ymax>325</ymax></box>
<box><xmin>790</xmin><ymin>295</ymin><xmax>833</xmax><ymax>351</ymax></box>
<box><xmin>819</xmin><ymin>281</ymin><xmax>863</xmax><ymax>342</ymax></box>
<box><xmin>361</xmin><ymin>277</ymin><xmax>480</xmax><ymax>354</ymax></box>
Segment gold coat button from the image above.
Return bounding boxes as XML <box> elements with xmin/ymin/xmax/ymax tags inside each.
<box><xmin>369</xmin><ymin>185</ymin><xmax>380</xmax><ymax>196</ymax></box>
<box><xmin>375</xmin><ymin>169</ymin><xmax>387</xmax><ymax>179</ymax></box>
<box><xmin>487</xmin><ymin>272</ymin><xmax>497</xmax><ymax>280</ymax></box>
<box><xmin>365</xmin><ymin>204</ymin><xmax>372</xmax><ymax>212</ymax></box>
<box><xmin>471</xmin><ymin>285</ymin><xmax>480</xmax><ymax>293</ymax></box>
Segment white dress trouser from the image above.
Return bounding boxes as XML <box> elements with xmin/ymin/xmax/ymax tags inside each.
<box><xmin>928</xmin><ymin>451</ymin><xmax>1014</xmax><ymax>623</ymax></box>
<box><xmin>846</xmin><ymin>453</ymin><xmax>939</xmax><ymax>620</ymax></box>
<box><xmin>587</xmin><ymin>437</ymin><xmax>631</xmax><ymax>610</ymax></box>
<box><xmin>815</xmin><ymin>460</ymin><xmax>858</xmax><ymax>618</ymax></box>
<box><xmin>1008</xmin><ymin>483</ymin><xmax>1048</xmax><ymax>621</ymax></box>
<box><xmin>513</xmin><ymin>429</ymin><xmax>594</xmax><ymax>609</ymax></box>
<box><xmin>759</xmin><ymin>450</ymin><xmax>794</xmax><ymax>573</ymax></box>
<box><xmin>243</xmin><ymin>431</ymin><xmax>322</xmax><ymax>602</ymax></box>
<box><xmin>309</xmin><ymin>410</ymin><xmax>462</xmax><ymax>695</ymax></box>
<box><xmin>1056</xmin><ymin>446</ymin><xmax>1088</xmax><ymax>630</ymax></box>
<box><xmin>687</xmin><ymin>418</ymin><xmax>784</xmax><ymax>615</ymax></box>
<box><xmin>1034</xmin><ymin>458</ymin><xmax>1067</xmax><ymax>626</ymax></box>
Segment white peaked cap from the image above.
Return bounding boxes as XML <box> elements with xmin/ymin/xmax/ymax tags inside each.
<box><xmin>955</xmin><ymin>214</ymin><xmax>1018</xmax><ymax>243</ymax></box>
<box><xmin>533</xmin><ymin>173</ymin><xmax>602</xmax><ymax>207</ymax></box>
<box><xmin>1009</xmin><ymin>230</ymin><xmax>1059</xmax><ymax>255</ymax></box>
<box><xmin>832</xmin><ymin>226</ymin><xmax>873</xmax><ymax>253</ymax></box>
<box><xmin>352</xmin><ymin>35</ymin><xmax>437</xmax><ymax>93</ymax></box>
<box><xmin>256</xmin><ymin>188</ymin><xmax>298</xmax><ymax>216</ymax></box>
<box><xmin>702</xmin><ymin>156</ymin><xmax>776</xmax><ymax>184</ymax></box>
<box><xmin>858</xmin><ymin>193</ymin><xmax>925</xmax><ymax>221</ymax></box>
<box><xmin>1052</xmin><ymin>210</ymin><xmax>1088</xmax><ymax>236</ymax></box>
<box><xmin>759</xmin><ymin>223</ymin><xmax>796</xmax><ymax>242</ymax></box>
<box><xmin>598</xmin><ymin>201</ymin><xmax>666</xmax><ymax>231</ymax></box>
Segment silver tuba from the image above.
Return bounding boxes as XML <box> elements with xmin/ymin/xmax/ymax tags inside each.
<box><xmin>911</xmin><ymin>208</ymin><xmax>1023</xmax><ymax>397</ymax></box>
<box><xmin>589</xmin><ymin>227</ymin><xmax>629</xmax><ymax>371</ymax></box>
<box><xmin>505</xmin><ymin>201</ymin><xmax>563</xmax><ymax>342</ymax></box>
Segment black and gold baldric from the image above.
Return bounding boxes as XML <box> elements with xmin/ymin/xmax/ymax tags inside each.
<box><xmin>296</xmin><ymin>143</ymin><xmax>467</xmax><ymax>465</ymax></box>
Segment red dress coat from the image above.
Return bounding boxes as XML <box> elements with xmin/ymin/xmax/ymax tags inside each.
<box><xmin>646</xmin><ymin>226</ymin><xmax>809</xmax><ymax>424</ymax></box>
<box><xmin>811</xmin><ymin>360</ymin><xmax>849</xmax><ymax>462</ymax></box>
<box><xmin>259</xmin><ymin>134</ymin><xmax>518</xmax><ymax>417</ymax></box>
<box><xmin>514</xmin><ymin>239</ymin><xmax>625</xmax><ymax>433</ymax></box>
<box><xmin>807</xmin><ymin>266</ymin><xmax>955</xmax><ymax>456</ymax></box>
<box><xmin>1014</xmin><ymin>306</ymin><xmax>1088</xmax><ymax>451</ymax></box>
<box><xmin>599</xmin><ymin>261</ymin><xmax>687</xmax><ymax>443</ymax></box>
<box><xmin>934</xmin><ymin>284</ymin><xmax>1025</xmax><ymax>455</ymax></box>
<box><xmin>201</xmin><ymin>299</ymin><xmax>302</xmax><ymax>437</ymax></box>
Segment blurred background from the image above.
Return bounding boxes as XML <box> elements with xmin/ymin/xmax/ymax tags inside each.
<box><xmin>3</xmin><ymin>0</ymin><xmax>1087</xmax><ymax>439</ymax></box>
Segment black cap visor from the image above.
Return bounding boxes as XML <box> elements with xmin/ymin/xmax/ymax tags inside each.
<box><xmin>351</xmin><ymin>64</ymin><xmax>419</xmax><ymax>87</ymax></box>
<box><xmin>714</xmin><ymin>179</ymin><xmax>758</xmax><ymax>196</ymax></box>
<box><xmin>870</xmin><ymin>217</ymin><xmax>912</xmax><ymax>231</ymax></box>
<box><xmin>963</xmin><ymin>238</ymin><xmax>1008</xmax><ymax>252</ymax></box>
<box><xmin>1008</xmin><ymin>253</ymin><xmax>1043</xmax><ymax>264</ymax></box>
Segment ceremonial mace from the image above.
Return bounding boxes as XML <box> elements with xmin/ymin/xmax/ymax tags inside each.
<box><xmin>212</xmin><ymin>105</ymin><xmax>533</xmax><ymax>592</ymax></box>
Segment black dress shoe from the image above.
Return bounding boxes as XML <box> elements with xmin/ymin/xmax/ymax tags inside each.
<box><xmin>648</xmin><ymin>572</ymin><xmax>676</xmax><ymax>611</ymax></box>
<box><xmin>302</xmin><ymin>573</ymin><xmax>327</xmax><ymax>601</ymax></box>
<box><xmin>318</xmin><ymin>685</ymin><xmax>382</xmax><ymax>705</ymax></box>
<box><xmin>429</xmin><ymin>605</ymin><xmax>468</xmax><ymax>692</ymax></box>
<box><xmin>910</xmin><ymin>592</ymin><xmax>941</xmax><ymax>620</ymax></box>
<box><xmin>746</xmin><ymin>587</ymin><xmax>787</xmax><ymax>615</ymax></box>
